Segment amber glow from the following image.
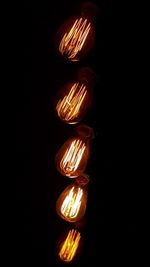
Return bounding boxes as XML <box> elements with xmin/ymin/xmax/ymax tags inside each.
<box><xmin>60</xmin><ymin>139</ymin><xmax>86</xmax><ymax>177</ymax></box>
<box><xmin>59</xmin><ymin>229</ymin><xmax>81</xmax><ymax>262</ymax></box>
<box><xmin>56</xmin><ymin>181</ymin><xmax>88</xmax><ymax>222</ymax></box>
<box><xmin>59</xmin><ymin>18</ymin><xmax>91</xmax><ymax>61</ymax></box>
<box><xmin>56</xmin><ymin>83</ymin><xmax>87</xmax><ymax>123</ymax></box>
<box><xmin>61</xmin><ymin>186</ymin><xmax>83</xmax><ymax>219</ymax></box>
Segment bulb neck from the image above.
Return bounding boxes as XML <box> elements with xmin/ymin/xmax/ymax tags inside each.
<box><xmin>76</xmin><ymin>174</ymin><xmax>90</xmax><ymax>187</ymax></box>
<box><xmin>77</xmin><ymin>67</ymin><xmax>96</xmax><ymax>88</ymax></box>
<box><xmin>80</xmin><ymin>2</ymin><xmax>99</xmax><ymax>22</ymax></box>
<box><xmin>76</xmin><ymin>124</ymin><xmax>94</xmax><ymax>140</ymax></box>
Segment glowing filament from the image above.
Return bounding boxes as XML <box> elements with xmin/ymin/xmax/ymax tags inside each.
<box><xmin>61</xmin><ymin>186</ymin><xmax>83</xmax><ymax>219</ymax></box>
<box><xmin>59</xmin><ymin>229</ymin><xmax>81</xmax><ymax>262</ymax></box>
<box><xmin>60</xmin><ymin>139</ymin><xmax>86</xmax><ymax>176</ymax></box>
<box><xmin>56</xmin><ymin>83</ymin><xmax>87</xmax><ymax>122</ymax></box>
<box><xmin>59</xmin><ymin>18</ymin><xmax>91</xmax><ymax>61</ymax></box>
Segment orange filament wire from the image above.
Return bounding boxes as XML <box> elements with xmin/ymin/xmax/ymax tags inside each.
<box><xmin>60</xmin><ymin>186</ymin><xmax>83</xmax><ymax>219</ymax></box>
<box><xmin>56</xmin><ymin>83</ymin><xmax>87</xmax><ymax>122</ymax></box>
<box><xmin>59</xmin><ymin>229</ymin><xmax>81</xmax><ymax>262</ymax></box>
<box><xmin>60</xmin><ymin>139</ymin><xmax>86</xmax><ymax>176</ymax></box>
<box><xmin>59</xmin><ymin>18</ymin><xmax>91</xmax><ymax>61</ymax></box>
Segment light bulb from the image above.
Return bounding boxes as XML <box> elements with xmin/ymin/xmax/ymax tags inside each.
<box><xmin>55</xmin><ymin>67</ymin><xmax>95</xmax><ymax>124</ymax></box>
<box><xmin>59</xmin><ymin>17</ymin><xmax>92</xmax><ymax>62</ymax></box>
<box><xmin>55</xmin><ymin>2</ymin><xmax>98</xmax><ymax>61</ymax></box>
<box><xmin>56</xmin><ymin>82</ymin><xmax>87</xmax><ymax>123</ymax></box>
<box><xmin>56</xmin><ymin>175</ymin><xmax>89</xmax><ymax>222</ymax></box>
<box><xmin>58</xmin><ymin>229</ymin><xmax>81</xmax><ymax>263</ymax></box>
<box><xmin>55</xmin><ymin>124</ymin><xmax>94</xmax><ymax>178</ymax></box>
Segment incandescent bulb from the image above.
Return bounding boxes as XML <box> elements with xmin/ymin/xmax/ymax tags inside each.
<box><xmin>59</xmin><ymin>17</ymin><xmax>92</xmax><ymax>61</ymax></box>
<box><xmin>58</xmin><ymin>229</ymin><xmax>81</xmax><ymax>263</ymax></box>
<box><xmin>56</xmin><ymin>175</ymin><xmax>89</xmax><ymax>222</ymax></box>
<box><xmin>55</xmin><ymin>2</ymin><xmax>99</xmax><ymax>61</ymax></box>
<box><xmin>55</xmin><ymin>124</ymin><xmax>94</xmax><ymax>178</ymax></box>
<box><xmin>56</xmin><ymin>82</ymin><xmax>88</xmax><ymax>124</ymax></box>
<box><xmin>55</xmin><ymin>67</ymin><xmax>95</xmax><ymax>124</ymax></box>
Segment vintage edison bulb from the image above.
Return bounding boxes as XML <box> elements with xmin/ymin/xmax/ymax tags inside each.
<box><xmin>55</xmin><ymin>2</ymin><xmax>98</xmax><ymax>61</ymax></box>
<box><xmin>56</xmin><ymin>175</ymin><xmax>89</xmax><ymax>222</ymax></box>
<box><xmin>55</xmin><ymin>124</ymin><xmax>94</xmax><ymax>178</ymax></box>
<box><xmin>55</xmin><ymin>67</ymin><xmax>95</xmax><ymax>124</ymax></box>
<box><xmin>58</xmin><ymin>229</ymin><xmax>81</xmax><ymax>263</ymax></box>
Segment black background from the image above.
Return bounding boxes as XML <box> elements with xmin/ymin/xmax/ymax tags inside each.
<box><xmin>20</xmin><ymin>0</ymin><xmax>148</xmax><ymax>266</ymax></box>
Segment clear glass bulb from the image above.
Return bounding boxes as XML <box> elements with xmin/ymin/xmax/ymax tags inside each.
<box><xmin>59</xmin><ymin>17</ymin><xmax>92</xmax><ymax>62</ymax></box>
<box><xmin>55</xmin><ymin>124</ymin><xmax>94</xmax><ymax>178</ymax></box>
<box><xmin>55</xmin><ymin>2</ymin><xmax>98</xmax><ymax>61</ymax></box>
<box><xmin>58</xmin><ymin>229</ymin><xmax>81</xmax><ymax>263</ymax></box>
<box><xmin>56</xmin><ymin>175</ymin><xmax>89</xmax><ymax>222</ymax></box>
<box><xmin>56</xmin><ymin>82</ymin><xmax>88</xmax><ymax>124</ymax></box>
<box><xmin>55</xmin><ymin>67</ymin><xmax>95</xmax><ymax>124</ymax></box>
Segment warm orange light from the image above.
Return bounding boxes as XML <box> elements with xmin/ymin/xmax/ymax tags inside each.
<box><xmin>56</xmin><ymin>82</ymin><xmax>87</xmax><ymax>124</ymax></box>
<box><xmin>61</xmin><ymin>186</ymin><xmax>83</xmax><ymax>219</ymax></box>
<box><xmin>59</xmin><ymin>229</ymin><xmax>81</xmax><ymax>262</ymax></box>
<box><xmin>55</xmin><ymin>2</ymin><xmax>99</xmax><ymax>61</ymax></box>
<box><xmin>55</xmin><ymin>68</ymin><xmax>95</xmax><ymax>124</ymax></box>
<box><xmin>56</xmin><ymin>137</ymin><xmax>88</xmax><ymax>178</ymax></box>
<box><xmin>56</xmin><ymin>179</ymin><xmax>88</xmax><ymax>222</ymax></box>
<box><xmin>59</xmin><ymin>18</ymin><xmax>91</xmax><ymax>61</ymax></box>
<box><xmin>55</xmin><ymin>125</ymin><xmax>94</xmax><ymax>178</ymax></box>
<box><xmin>60</xmin><ymin>138</ymin><xmax>86</xmax><ymax>177</ymax></box>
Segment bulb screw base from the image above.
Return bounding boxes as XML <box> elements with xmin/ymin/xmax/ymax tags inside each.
<box><xmin>76</xmin><ymin>124</ymin><xmax>95</xmax><ymax>140</ymax></box>
<box><xmin>76</xmin><ymin>174</ymin><xmax>90</xmax><ymax>186</ymax></box>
